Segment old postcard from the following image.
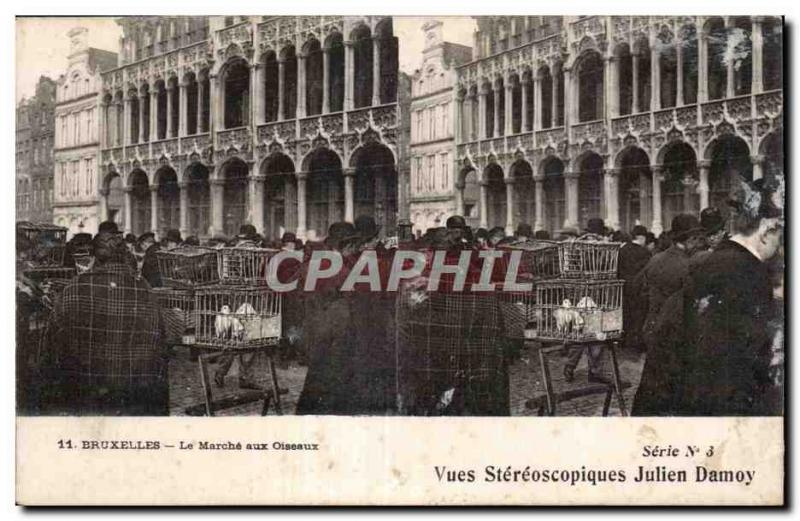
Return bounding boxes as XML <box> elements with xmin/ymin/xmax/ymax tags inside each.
<box><xmin>14</xmin><ymin>14</ymin><xmax>785</xmax><ymax>506</ymax></box>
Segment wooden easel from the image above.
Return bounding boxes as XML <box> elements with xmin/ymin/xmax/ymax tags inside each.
<box><xmin>186</xmin><ymin>343</ymin><xmax>287</xmax><ymax>417</ymax></box>
<box><xmin>524</xmin><ymin>339</ymin><xmax>628</xmax><ymax>416</ymax></box>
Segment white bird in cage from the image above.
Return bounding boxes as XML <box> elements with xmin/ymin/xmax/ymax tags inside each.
<box><xmin>214</xmin><ymin>305</ymin><xmax>233</xmax><ymax>339</ymax></box>
<box><xmin>576</xmin><ymin>296</ymin><xmax>597</xmax><ymax>309</ymax></box>
<box><xmin>553</xmin><ymin>299</ymin><xmax>574</xmax><ymax>333</ymax></box>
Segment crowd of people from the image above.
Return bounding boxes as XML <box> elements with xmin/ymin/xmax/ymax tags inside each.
<box><xmin>16</xmin><ymin>174</ymin><xmax>784</xmax><ymax>417</ymax></box>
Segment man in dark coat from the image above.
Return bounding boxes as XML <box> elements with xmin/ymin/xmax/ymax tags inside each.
<box><xmin>690</xmin><ymin>206</ymin><xmax>727</xmax><ymax>269</ymax></box>
<box><xmin>630</xmin><ymin>214</ymin><xmax>704</xmax><ymax>415</ymax></box>
<box><xmin>37</xmin><ymin>232</ymin><xmax>169</xmax><ymax>415</ymax></box>
<box><xmin>137</xmin><ymin>232</ymin><xmax>162</xmax><ymax>287</ymax></box>
<box><xmin>617</xmin><ymin>225</ymin><xmax>652</xmax><ymax>351</ymax></box>
<box><xmin>633</xmin><ymin>177</ymin><xmax>784</xmax><ymax>415</ymax></box>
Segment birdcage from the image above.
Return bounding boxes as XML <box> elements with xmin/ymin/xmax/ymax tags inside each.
<box><xmin>501</xmin><ymin>240</ymin><xmax>562</xmax><ymax>280</ymax></box>
<box><xmin>558</xmin><ymin>239</ymin><xmax>622</xmax><ymax>279</ymax></box>
<box><xmin>219</xmin><ymin>247</ymin><xmax>280</xmax><ymax>285</ymax></box>
<box><xmin>533</xmin><ymin>279</ymin><xmax>624</xmax><ymax>342</ymax></box>
<box><xmin>497</xmin><ymin>289</ymin><xmax>538</xmax><ymax>340</ymax></box>
<box><xmin>395</xmin><ymin>280</ymin><xmax>507</xmax><ymax>415</ymax></box>
<box><xmin>17</xmin><ymin>222</ymin><xmax>68</xmax><ymax>268</ymax></box>
<box><xmin>156</xmin><ymin>247</ymin><xmax>220</xmax><ymax>288</ymax></box>
<box><xmin>21</xmin><ymin>266</ymin><xmax>76</xmax><ymax>284</ymax></box>
<box><xmin>194</xmin><ymin>286</ymin><xmax>282</xmax><ymax>350</ymax></box>
<box><xmin>153</xmin><ymin>287</ymin><xmax>196</xmax><ymax>343</ymax></box>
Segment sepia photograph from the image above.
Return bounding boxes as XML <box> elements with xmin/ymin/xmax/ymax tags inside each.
<box><xmin>12</xmin><ymin>10</ymin><xmax>786</xmax><ymax>506</ymax></box>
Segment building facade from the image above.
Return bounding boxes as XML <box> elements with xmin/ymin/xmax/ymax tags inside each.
<box><xmin>99</xmin><ymin>15</ymin><xmax>404</xmax><ymax>242</ymax></box>
<box><xmin>16</xmin><ymin>77</ymin><xmax>56</xmax><ymax>224</ymax></box>
<box><xmin>408</xmin><ymin>21</ymin><xmax>472</xmax><ymax>235</ymax></box>
<box><xmin>454</xmin><ymin>16</ymin><xmax>783</xmax><ymax>236</ymax></box>
<box><xmin>53</xmin><ymin>27</ymin><xmax>118</xmax><ymax>236</ymax></box>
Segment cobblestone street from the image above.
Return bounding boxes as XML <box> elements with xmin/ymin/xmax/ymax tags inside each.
<box><xmin>169</xmin><ymin>343</ymin><xmax>644</xmax><ymax>417</ymax></box>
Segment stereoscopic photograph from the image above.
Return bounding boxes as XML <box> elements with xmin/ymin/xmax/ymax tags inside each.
<box><xmin>14</xmin><ymin>13</ymin><xmax>785</xmax><ymax>506</ymax></box>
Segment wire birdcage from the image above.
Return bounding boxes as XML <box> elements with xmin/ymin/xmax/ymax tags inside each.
<box><xmin>153</xmin><ymin>287</ymin><xmax>196</xmax><ymax>342</ymax></box>
<box><xmin>534</xmin><ymin>279</ymin><xmax>624</xmax><ymax>342</ymax></box>
<box><xmin>497</xmin><ymin>289</ymin><xmax>539</xmax><ymax>340</ymax></box>
<box><xmin>194</xmin><ymin>286</ymin><xmax>282</xmax><ymax>350</ymax></box>
<box><xmin>219</xmin><ymin>247</ymin><xmax>279</xmax><ymax>285</ymax></box>
<box><xmin>558</xmin><ymin>239</ymin><xmax>622</xmax><ymax>279</ymax></box>
<box><xmin>501</xmin><ymin>240</ymin><xmax>562</xmax><ymax>280</ymax></box>
<box><xmin>395</xmin><ymin>280</ymin><xmax>506</xmax><ymax>415</ymax></box>
<box><xmin>156</xmin><ymin>247</ymin><xmax>220</xmax><ymax>288</ymax></box>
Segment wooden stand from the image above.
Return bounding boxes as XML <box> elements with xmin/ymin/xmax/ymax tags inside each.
<box><xmin>188</xmin><ymin>344</ymin><xmax>287</xmax><ymax>417</ymax></box>
<box><xmin>524</xmin><ymin>339</ymin><xmax>628</xmax><ymax>417</ymax></box>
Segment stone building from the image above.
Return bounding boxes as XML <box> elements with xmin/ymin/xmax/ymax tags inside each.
<box><xmin>454</xmin><ymin>16</ymin><xmax>783</xmax><ymax>236</ymax></box>
<box><xmin>98</xmin><ymin>16</ymin><xmax>404</xmax><ymax>242</ymax></box>
<box><xmin>52</xmin><ymin>27</ymin><xmax>118</xmax><ymax>236</ymax></box>
<box><xmin>408</xmin><ymin>20</ymin><xmax>472</xmax><ymax>235</ymax></box>
<box><xmin>16</xmin><ymin>76</ymin><xmax>56</xmax><ymax>224</ymax></box>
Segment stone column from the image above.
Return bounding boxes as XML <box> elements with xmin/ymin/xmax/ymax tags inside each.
<box><xmin>605</xmin><ymin>168</ymin><xmax>620</xmax><ymax>230</ymax></box>
<box><xmin>698</xmin><ymin>32</ymin><xmax>708</xmax><ymax>102</ymax></box>
<box><xmin>166</xmin><ymin>83</ymin><xmax>174</xmax><ymax>138</ymax></box>
<box><xmin>344</xmin><ymin>41</ymin><xmax>354</xmax><ymax>111</ymax></box>
<box><xmin>454</xmin><ymin>181</ymin><xmax>465</xmax><ymax>216</ymax></box>
<box><xmin>725</xmin><ymin>19</ymin><xmax>735</xmax><ymax>99</ymax></box>
<box><xmin>322</xmin><ymin>47</ymin><xmax>330</xmax><ymax>113</ymax></box>
<box><xmin>250</xmin><ymin>173</ymin><xmax>265</xmax><ymax>234</ymax></box>
<box><xmin>297</xmin><ymin>53</ymin><xmax>307</xmax><ymax>118</ymax></box>
<box><xmin>534</xmin><ymin>76</ymin><xmax>542</xmax><ymax>130</ymax></box>
<box><xmin>752</xmin><ymin>17</ymin><xmax>764</xmax><ymax>94</ymax></box>
<box><xmin>454</xmin><ymin>91</ymin><xmax>464</xmax><ymax>143</ymax></box>
<box><xmin>124</xmin><ymin>96</ymin><xmax>132</xmax><ymax>145</ymax></box>
<box><xmin>605</xmin><ymin>55</ymin><xmax>615</xmax><ymax>118</ymax></box>
<box><xmin>504</xmin><ymin>177</ymin><xmax>515</xmax><ymax>235</ymax></box>
<box><xmin>564</xmin><ymin>171</ymin><xmax>580</xmax><ymax>229</ymax></box>
<box><xmin>296</xmin><ymin>172</ymin><xmax>308</xmax><ymax>239</ymax></box>
<box><xmin>651</xmin><ymin>164</ymin><xmax>664</xmax><ymax>236</ymax></box>
<box><xmin>533</xmin><ymin>173</ymin><xmax>545</xmax><ymax>231</ymax></box>
<box><xmin>521</xmin><ymin>77</ymin><xmax>530</xmax><ymax>131</ymax></box>
<box><xmin>751</xmin><ymin>155</ymin><xmax>765</xmax><ymax>181</ymax></box>
<box><xmin>343</xmin><ymin>168</ymin><xmax>355</xmax><ymax>223</ymax></box>
<box><xmin>150</xmin><ymin>88</ymin><xmax>158</xmax><ymax>140</ymax></box>
<box><xmin>123</xmin><ymin>186</ymin><xmax>133</xmax><ymax>234</ymax></box>
<box><xmin>676</xmin><ymin>39</ymin><xmax>684</xmax><ymax>106</ymax></box>
<box><xmin>100</xmin><ymin>103</ymin><xmax>108</xmax><ymax>149</ymax></box>
<box><xmin>697</xmin><ymin>160</ymin><xmax>710</xmax><ymax>209</ymax></box>
<box><xmin>150</xmin><ymin>184</ymin><xmax>159</xmax><ymax>234</ymax></box>
<box><xmin>277</xmin><ymin>59</ymin><xmax>286</xmax><ymax>121</ymax></box>
<box><xmin>632</xmin><ymin>53</ymin><xmax>640</xmax><ymax>113</ymax></box>
<box><xmin>372</xmin><ymin>37</ymin><xmax>381</xmax><ymax>106</ymax></box>
<box><xmin>179</xmin><ymin>81</ymin><xmax>188</xmax><ymax>136</ymax></box>
<box><xmin>98</xmin><ymin>188</ymin><xmax>109</xmax><ymax>222</ymax></box>
<box><xmin>138</xmin><ymin>91</ymin><xmax>147</xmax><ymax>143</ymax></box>
<box><xmin>478</xmin><ymin>87</ymin><xmax>488</xmax><ymax>139</ymax></box>
<box><xmin>504</xmin><ymin>79</ymin><xmax>513</xmax><ymax>135</ymax></box>
<box><xmin>493</xmin><ymin>81</ymin><xmax>501</xmax><ymax>137</ymax></box>
<box><xmin>178</xmin><ymin>181</ymin><xmax>189</xmax><ymax>237</ymax></box>
<box><xmin>253</xmin><ymin>63</ymin><xmax>264</xmax><ymax>126</ymax></box>
<box><xmin>209</xmin><ymin>177</ymin><xmax>225</xmax><ymax>237</ymax></box>
<box><xmin>479</xmin><ymin>178</ymin><xmax>489</xmax><ymax>229</ymax></box>
<box><xmin>651</xmin><ymin>45</ymin><xmax>661</xmax><ymax>111</ymax></box>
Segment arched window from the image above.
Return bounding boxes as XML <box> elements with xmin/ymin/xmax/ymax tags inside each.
<box><xmin>542</xmin><ymin>157</ymin><xmax>565</xmax><ymax>234</ymax></box>
<box><xmin>680</xmin><ymin>25</ymin><xmax>699</xmax><ymax>104</ymax></box>
<box><xmin>577</xmin><ymin>51</ymin><xmax>604</xmax><ymax>122</ymax></box>
<box><xmin>185</xmin><ymin>73</ymin><xmax>198</xmax><ymax>134</ymax></box>
<box><xmin>375</xmin><ymin>18</ymin><xmax>398</xmax><ymax>104</ymax></box>
<box><xmin>155</xmin><ymin>81</ymin><xmax>167</xmax><ymax>139</ymax></box>
<box><xmin>763</xmin><ymin>17</ymin><xmax>782</xmax><ymax>91</ymax></box>
<box><xmin>352</xmin><ymin>25</ymin><xmax>373</xmax><ymax>108</ymax></box>
<box><xmin>539</xmin><ymin>66</ymin><xmax>553</xmax><ymax>129</ymax></box>
<box><xmin>616</xmin><ymin>43</ymin><xmax>633</xmax><ymax>115</ymax></box>
<box><xmin>511</xmin><ymin>74</ymin><xmax>522</xmax><ymax>133</ymax></box>
<box><xmin>223</xmin><ymin>59</ymin><xmax>250</xmax><ymax>128</ymax></box>
<box><xmin>262</xmin><ymin>53</ymin><xmax>279</xmax><ymax>122</ymax></box>
<box><xmin>732</xmin><ymin>17</ymin><xmax>753</xmax><ymax>96</ymax></box>
<box><xmin>706</xmin><ymin>17</ymin><xmax>727</xmax><ymax>101</ymax></box>
<box><xmin>327</xmin><ymin>32</ymin><xmax>345</xmax><ymax>112</ymax></box>
<box><xmin>658</xmin><ymin>29</ymin><xmax>678</xmax><ymax>108</ymax></box>
<box><xmin>485</xmin><ymin>164</ymin><xmax>505</xmax><ymax>229</ymax></box>
<box><xmin>661</xmin><ymin>142</ymin><xmax>698</xmax><ymax>225</ymax></box>
<box><xmin>634</xmin><ymin>38</ymin><xmax>651</xmax><ymax>112</ymax></box>
<box><xmin>222</xmin><ymin>159</ymin><xmax>249</xmax><ymax>236</ymax></box>
<box><xmin>577</xmin><ymin>153</ymin><xmax>603</xmax><ymax>229</ymax></box>
<box><xmin>305</xmin><ymin>39</ymin><xmax>324</xmax><ymax>116</ymax></box>
<box><xmin>186</xmin><ymin>163</ymin><xmax>210</xmax><ymax>237</ymax></box>
<box><xmin>281</xmin><ymin>46</ymin><xmax>297</xmax><ymax>120</ymax></box>
<box><xmin>484</xmin><ymin>81</ymin><xmax>494</xmax><ymax>137</ymax></box>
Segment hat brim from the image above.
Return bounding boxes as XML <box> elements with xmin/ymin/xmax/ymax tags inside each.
<box><xmin>670</xmin><ymin>227</ymin><xmax>705</xmax><ymax>242</ymax></box>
